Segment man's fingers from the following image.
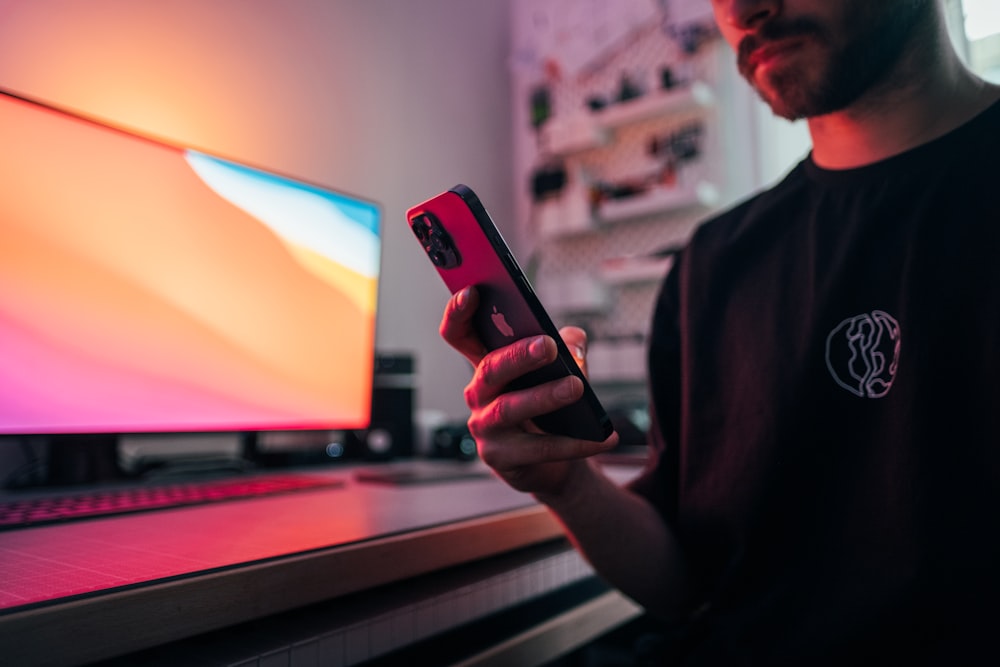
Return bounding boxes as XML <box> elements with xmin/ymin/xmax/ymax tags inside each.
<box><xmin>439</xmin><ymin>286</ymin><xmax>487</xmax><ymax>364</ymax></box>
<box><xmin>477</xmin><ymin>429</ymin><xmax>619</xmax><ymax>471</ymax></box>
<box><xmin>464</xmin><ymin>335</ymin><xmax>560</xmax><ymax>408</ymax></box>
<box><xmin>468</xmin><ymin>373</ymin><xmax>581</xmax><ymax>429</ymax></box>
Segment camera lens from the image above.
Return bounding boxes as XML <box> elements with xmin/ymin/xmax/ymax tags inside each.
<box><xmin>411</xmin><ymin>221</ymin><xmax>430</xmax><ymax>242</ymax></box>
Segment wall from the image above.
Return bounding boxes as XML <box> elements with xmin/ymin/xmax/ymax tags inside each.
<box><xmin>0</xmin><ymin>0</ymin><xmax>514</xmax><ymax>422</ymax></box>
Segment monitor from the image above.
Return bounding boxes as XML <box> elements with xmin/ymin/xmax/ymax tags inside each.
<box><xmin>0</xmin><ymin>89</ymin><xmax>382</xmax><ymax>464</ymax></box>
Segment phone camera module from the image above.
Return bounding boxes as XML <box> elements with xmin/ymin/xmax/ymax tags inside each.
<box><xmin>411</xmin><ymin>213</ymin><xmax>461</xmax><ymax>269</ymax></box>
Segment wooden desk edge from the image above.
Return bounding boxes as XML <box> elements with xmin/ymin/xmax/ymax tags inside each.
<box><xmin>0</xmin><ymin>504</ymin><xmax>565</xmax><ymax>667</ymax></box>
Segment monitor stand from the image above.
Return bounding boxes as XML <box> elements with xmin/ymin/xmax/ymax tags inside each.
<box><xmin>46</xmin><ymin>434</ymin><xmax>127</xmax><ymax>486</ymax></box>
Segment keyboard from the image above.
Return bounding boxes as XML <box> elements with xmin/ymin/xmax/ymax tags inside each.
<box><xmin>0</xmin><ymin>473</ymin><xmax>343</xmax><ymax>530</ymax></box>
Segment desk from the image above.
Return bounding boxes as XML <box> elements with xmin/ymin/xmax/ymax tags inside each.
<box><xmin>0</xmin><ymin>460</ymin><xmax>643</xmax><ymax>666</ymax></box>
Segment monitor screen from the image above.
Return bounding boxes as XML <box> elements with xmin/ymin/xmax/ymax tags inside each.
<box><xmin>0</xmin><ymin>89</ymin><xmax>382</xmax><ymax>436</ymax></box>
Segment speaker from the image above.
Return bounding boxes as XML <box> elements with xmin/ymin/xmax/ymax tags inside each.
<box><xmin>359</xmin><ymin>353</ymin><xmax>415</xmax><ymax>459</ymax></box>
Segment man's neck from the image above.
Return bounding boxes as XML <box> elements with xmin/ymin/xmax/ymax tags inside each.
<box><xmin>807</xmin><ymin>16</ymin><xmax>1000</xmax><ymax>170</ymax></box>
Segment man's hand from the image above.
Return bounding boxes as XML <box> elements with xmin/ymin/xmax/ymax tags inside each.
<box><xmin>439</xmin><ymin>286</ymin><xmax>619</xmax><ymax>498</ymax></box>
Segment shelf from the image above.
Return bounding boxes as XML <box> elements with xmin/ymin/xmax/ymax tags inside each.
<box><xmin>540</xmin><ymin>115</ymin><xmax>610</xmax><ymax>155</ymax></box>
<box><xmin>535</xmin><ymin>274</ymin><xmax>610</xmax><ymax>316</ymax></box>
<box><xmin>595</xmin><ymin>81</ymin><xmax>714</xmax><ymax>128</ymax></box>
<box><xmin>597</xmin><ymin>181</ymin><xmax>719</xmax><ymax>223</ymax></box>
<box><xmin>540</xmin><ymin>81</ymin><xmax>713</xmax><ymax>157</ymax></box>
<box><xmin>537</xmin><ymin>219</ymin><xmax>598</xmax><ymax>241</ymax></box>
<box><xmin>534</xmin><ymin>190</ymin><xmax>598</xmax><ymax>241</ymax></box>
<box><xmin>586</xmin><ymin>339</ymin><xmax>647</xmax><ymax>384</ymax></box>
<box><xmin>599</xmin><ymin>254</ymin><xmax>674</xmax><ymax>286</ymax></box>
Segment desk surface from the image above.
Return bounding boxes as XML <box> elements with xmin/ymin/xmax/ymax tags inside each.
<box><xmin>0</xmin><ymin>460</ymin><xmax>532</xmax><ymax>611</ymax></box>
<box><xmin>0</xmin><ymin>459</ymin><xmax>641</xmax><ymax>666</ymax></box>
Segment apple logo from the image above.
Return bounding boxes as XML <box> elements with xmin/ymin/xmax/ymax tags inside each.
<box><xmin>491</xmin><ymin>306</ymin><xmax>515</xmax><ymax>337</ymax></box>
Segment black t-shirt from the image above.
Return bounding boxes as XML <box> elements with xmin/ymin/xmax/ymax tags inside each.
<box><xmin>632</xmin><ymin>100</ymin><xmax>1000</xmax><ymax>665</ymax></box>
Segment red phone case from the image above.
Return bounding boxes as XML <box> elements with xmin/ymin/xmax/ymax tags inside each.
<box><xmin>407</xmin><ymin>184</ymin><xmax>613</xmax><ymax>441</ymax></box>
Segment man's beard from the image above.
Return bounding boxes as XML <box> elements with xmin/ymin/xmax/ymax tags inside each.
<box><xmin>737</xmin><ymin>1</ymin><xmax>935</xmax><ymax>120</ymax></box>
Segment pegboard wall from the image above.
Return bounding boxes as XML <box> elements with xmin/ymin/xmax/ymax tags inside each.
<box><xmin>512</xmin><ymin>2</ymin><xmax>733</xmax><ymax>390</ymax></box>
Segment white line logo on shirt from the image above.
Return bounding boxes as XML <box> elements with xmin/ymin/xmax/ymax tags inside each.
<box><xmin>825</xmin><ymin>310</ymin><xmax>901</xmax><ymax>398</ymax></box>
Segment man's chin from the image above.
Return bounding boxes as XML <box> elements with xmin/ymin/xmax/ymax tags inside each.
<box><xmin>752</xmin><ymin>80</ymin><xmax>806</xmax><ymax>121</ymax></box>
<box><xmin>760</xmin><ymin>93</ymin><xmax>806</xmax><ymax>121</ymax></box>
<box><xmin>750</xmin><ymin>66</ymin><xmax>830</xmax><ymax>120</ymax></box>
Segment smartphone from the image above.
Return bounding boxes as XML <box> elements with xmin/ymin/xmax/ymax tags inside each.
<box><xmin>407</xmin><ymin>184</ymin><xmax>614</xmax><ymax>442</ymax></box>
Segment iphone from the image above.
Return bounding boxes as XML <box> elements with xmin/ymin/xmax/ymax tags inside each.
<box><xmin>407</xmin><ymin>185</ymin><xmax>613</xmax><ymax>441</ymax></box>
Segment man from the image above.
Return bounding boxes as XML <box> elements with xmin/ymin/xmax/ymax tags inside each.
<box><xmin>441</xmin><ymin>0</ymin><xmax>1000</xmax><ymax>662</ymax></box>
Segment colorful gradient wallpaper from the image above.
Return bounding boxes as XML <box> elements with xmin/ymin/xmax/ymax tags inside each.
<box><xmin>0</xmin><ymin>92</ymin><xmax>381</xmax><ymax>434</ymax></box>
